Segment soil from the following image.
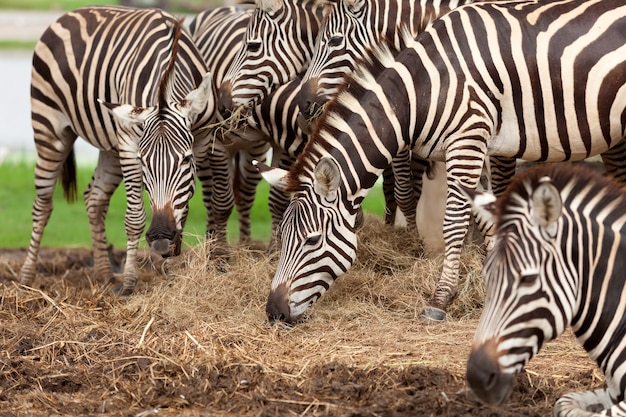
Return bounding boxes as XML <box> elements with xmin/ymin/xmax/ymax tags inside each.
<box><xmin>0</xmin><ymin>235</ymin><xmax>603</xmax><ymax>417</ymax></box>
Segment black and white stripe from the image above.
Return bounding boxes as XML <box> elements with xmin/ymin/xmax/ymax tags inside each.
<box><xmin>298</xmin><ymin>0</ymin><xmax>472</xmax><ymax>128</ymax></box>
<box><xmin>465</xmin><ymin>163</ymin><xmax>626</xmax><ymax>416</ymax></box>
<box><xmin>217</xmin><ymin>0</ymin><xmax>330</xmax><ymax>115</ymax></box>
<box><xmin>257</xmin><ymin>0</ymin><xmax>626</xmax><ymax>324</ymax></box>
<box><xmin>23</xmin><ymin>6</ymin><xmax>215</xmax><ymax>294</ymax></box>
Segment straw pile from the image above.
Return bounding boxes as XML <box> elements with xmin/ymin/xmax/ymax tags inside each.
<box><xmin>0</xmin><ymin>216</ymin><xmax>602</xmax><ymax>416</ymax></box>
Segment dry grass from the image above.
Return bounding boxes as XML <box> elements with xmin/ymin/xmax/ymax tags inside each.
<box><xmin>0</xmin><ymin>216</ymin><xmax>602</xmax><ymax>416</ymax></box>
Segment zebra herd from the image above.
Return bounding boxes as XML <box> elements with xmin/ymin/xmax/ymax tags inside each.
<box><xmin>19</xmin><ymin>0</ymin><xmax>626</xmax><ymax>415</ymax></box>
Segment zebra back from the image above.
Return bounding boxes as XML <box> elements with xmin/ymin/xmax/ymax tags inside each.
<box><xmin>465</xmin><ymin>163</ymin><xmax>626</xmax><ymax>415</ymax></box>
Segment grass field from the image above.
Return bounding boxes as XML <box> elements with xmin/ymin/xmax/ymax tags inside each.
<box><xmin>0</xmin><ymin>158</ymin><xmax>386</xmax><ymax>249</ymax></box>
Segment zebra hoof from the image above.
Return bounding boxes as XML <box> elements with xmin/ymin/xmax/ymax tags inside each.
<box><xmin>112</xmin><ymin>283</ymin><xmax>134</xmax><ymax>297</ymax></box>
<box><xmin>420</xmin><ymin>307</ymin><xmax>447</xmax><ymax>323</ymax></box>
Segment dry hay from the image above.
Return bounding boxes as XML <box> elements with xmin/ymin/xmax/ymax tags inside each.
<box><xmin>0</xmin><ymin>216</ymin><xmax>602</xmax><ymax>416</ymax></box>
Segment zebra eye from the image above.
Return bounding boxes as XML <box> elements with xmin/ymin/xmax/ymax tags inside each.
<box><xmin>519</xmin><ymin>272</ymin><xmax>538</xmax><ymax>286</ymax></box>
<box><xmin>305</xmin><ymin>233</ymin><xmax>322</xmax><ymax>246</ymax></box>
<box><xmin>181</xmin><ymin>153</ymin><xmax>193</xmax><ymax>164</ymax></box>
<box><xmin>247</xmin><ymin>40</ymin><xmax>261</xmax><ymax>53</ymax></box>
<box><xmin>328</xmin><ymin>35</ymin><xmax>343</xmax><ymax>48</ymax></box>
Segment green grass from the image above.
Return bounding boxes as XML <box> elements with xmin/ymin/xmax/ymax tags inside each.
<box><xmin>0</xmin><ymin>158</ymin><xmax>385</xmax><ymax>249</ymax></box>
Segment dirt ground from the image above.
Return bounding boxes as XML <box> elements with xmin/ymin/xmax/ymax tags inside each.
<box><xmin>0</xmin><ymin>218</ymin><xmax>603</xmax><ymax>416</ymax></box>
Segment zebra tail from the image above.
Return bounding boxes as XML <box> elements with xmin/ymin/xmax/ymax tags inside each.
<box><xmin>426</xmin><ymin>161</ymin><xmax>437</xmax><ymax>180</ymax></box>
<box><xmin>60</xmin><ymin>147</ymin><xmax>78</xmax><ymax>203</ymax></box>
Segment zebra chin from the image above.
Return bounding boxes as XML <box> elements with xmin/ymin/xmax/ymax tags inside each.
<box><xmin>466</xmin><ymin>339</ymin><xmax>516</xmax><ymax>406</ymax></box>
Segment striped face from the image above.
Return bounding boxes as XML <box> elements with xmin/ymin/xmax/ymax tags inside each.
<box><xmin>299</xmin><ymin>0</ymin><xmax>368</xmax><ymax>126</ymax></box>
<box><xmin>218</xmin><ymin>0</ymin><xmax>328</xmax><ymax>116</ymax></box>
<box><xmin>138</xmin><ymin>108</ymin><xmax>197</xmax><ymax>257</ymax></box>
<box><xmin>267</xmin><ymin>187</ymin><xmax>359</xmax><ymax>324</ymax></box>
<box><xmin>464</xmin><ymin>173</ymin><xmax>575</xmax><ymax>406</ymax></box>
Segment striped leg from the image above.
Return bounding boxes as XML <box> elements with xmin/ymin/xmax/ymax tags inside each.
<box><xmin>20</xmin><ymin>129</ymin><xmax>76</xmax><ymax>286</ymax></box>
<box><xmin>267</xmin><ymin>149</ymin><xmax>296</xmax><ymax>254</ymax></box>
<box><xmin>234</xmin><ymin>143</ymin><xmax>270</xmax><ymax>245</ymax></box>
<box><xmin>390</xmin><ymin>148</ymin><xmax>418</xmax><ymax>231</ymax></box>
<box><xmin>118</xmin><ymin>158</ymin><xmax>146</xmax><ymax>296</ymax></box>
<box><xmin>422</xmin><ymin>143</ymin><xmax>487</xmax><ymax>321</ymax></box>
<box><xmin>84</xmin><ymin>151</ymin><xmax>122</xmax><ymax>285</ymax></box>
<box><xmin>205</xmin><ymin>145</ymin><xmax>234</xmax><ymax>258</ymax></box>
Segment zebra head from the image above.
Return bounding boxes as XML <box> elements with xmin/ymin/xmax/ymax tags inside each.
<box><xmin>101</xmin><ymin>68</ymin><xmax>214</xmax><ymax>258</ymax></box>
<box><xmin>255</xmin><ymin>158</ymin><xmax>360</xmax><ymax>324</ymax></box>
<box><xmin>462</xmin><ymin>171</ymin><xmax>575</xmax><ymax>406</ymax></box>
<box><xmin>217</xmin><ymin>0</ymin><xmax>330</xmax><ymax>120</ymax></box>
<box><xmin>298</xmin><ymin>0</ymin><xmax>369</xmax><ymax>133</ymax></box>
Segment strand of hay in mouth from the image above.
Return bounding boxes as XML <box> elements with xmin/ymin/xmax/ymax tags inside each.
<box><xmin>202</xmin><ymin>105</ymin><xmax>250</xmax><ymax>145</ymax></box>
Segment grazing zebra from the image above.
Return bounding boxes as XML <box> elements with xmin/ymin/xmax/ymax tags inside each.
<box><xmin>217</xmin><ymin>0</ymin><xmax>331</xmax><ymax>116</ymax></box>
<box><xmin>256</xmin><ymin>0</ymin><xmax>626</xmax><ymax>324</ymax></box>
<box><xmin>23</xmin><ymin>6</ymin><xmax>215</xmax><ymax>294</ymax></box>
<box><xmin>464</xmin><ymin>163</ymin><xmax>626</xmax><ymax>417</ymax></box>
<box><xmin>297</xmin><ymin>0</ymin><xmax>472</xmax><ymax>132</ymax></box>
<box><xmin>189</xmin><ymin>4</ymin><xmax>271</xmax><ymax>250</ymax></box>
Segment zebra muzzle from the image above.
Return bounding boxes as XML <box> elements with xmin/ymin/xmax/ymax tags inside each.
<box><xmin>466</xmin><ymin>340</ymin><xmax>515</xmax><ymax>406</ymax></box>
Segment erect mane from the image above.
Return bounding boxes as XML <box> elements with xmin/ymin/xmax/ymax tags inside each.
<box><xmin>284</xmin><ymin>38</ymin><xmax>398</xmax><ymax>193</ymax></box>
<box><xmin>158</xmin><ymin>15</ymin><xmax>184</xmax><ymax>108</ymax></box>
<box><xmin>496</xmin><ymin>163</ymin><xmax>623</xmax><ymax>227</ymax></box>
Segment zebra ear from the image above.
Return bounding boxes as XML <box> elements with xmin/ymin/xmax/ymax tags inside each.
<box><xmin>314</xmin><ymin>157</ymin><xmax>341</xmax><ymax>201</ymax></box>
<box><xmin>98</xmin><ymin>99</ymin><xmax>154</xmax><ymax>126</ymax></box>
<box><xmin>530</xmin><ymin>177</ymin><xmax>562</xmax><ymax>232</ymax></box>
<box><xmin>256</xmin><ymin>0</ymin><xmax>282</xmax><ymax>14</ymax></box>
<box><xmin>345</xmin><ymin>0</ymin><xmax>366</xmax><ymax>14</ymax></box>
<box><xmin>179</xmin><ymin>72</ymin><xmax>214</xmax><ymax>120</ymax></box>
<box><xmin>458</xmin><ymin>185</ymin><xmax>497</xmax><ymax>227</ymax></box>
<box><xmin>253</xmin><ymin>160</ymin><xmax>289</xmax><ymax>191</ymax></box>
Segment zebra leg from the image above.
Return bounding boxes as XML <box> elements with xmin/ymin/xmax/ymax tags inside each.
<box><xmin>117</xmin><ymin>159</ymin><xmax>147</xmax><ymax>296</ymax></box>
<box><xmin>391</xmin><ymin>148</ymin><xmax>418</xmax><ymax>231</ymax></box>
<box><xmin>84</xmin><ymin>151</ymin><xmax>122</xmax><ymax>285</ymax></box>
<box><xmin>20</xmin><ymin>129</ymin><xmax>77</xmax><ymax>286</ymax></box>
<box><xmin>267</xmin><ymin>149</ymin><xmax>296</xmax><ymax>254</ymax></box>
<box><xmin>207</xmin><ymin>145</ymin><xmax>234</xmax><ymax>258</ymax></box>
<box><xmin>382</xmin><ymin>165</ymin><xmax>397</xmax><ymax>225</ymax></box>
<box><xmin>553</xmin><ymin>389</ymin><xmax>615</xmax><ymax>416</ymax></box>
<box><xmin>233</xmin><ymin>142</ymin><xmax>270</xmax><ymax>245</ymax></box>
<box><xmin>421</xmin><ymin>149</ymin><xmax>487</xmax><ymax>322</ymax></box>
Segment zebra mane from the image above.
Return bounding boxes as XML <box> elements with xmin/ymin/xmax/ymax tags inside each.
<box><xmin>158</xmin><ymin>16</ymin><xmax>184</xmax><ymax>108</ymax></box>
<box><xmin>284</xmin><ymin>36</ymin><xmax>402</xmax><ymax>192</ymax></box>
<box><xmin>496</xmin><ymin>163</ymin><xmax>623</xmax><ymax>227</ymax></box>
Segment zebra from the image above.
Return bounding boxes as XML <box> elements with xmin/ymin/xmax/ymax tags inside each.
<box><xmin>255</xmin><ymin>0</ymin><xmax>626</xmax><ymax>324</ymax></box>
<box><xmin>23</xmin><ymin>6</ymin><xmax>215</xmax><ymax>295</ymax></box>
<box><xmin>191</xmin><ymin>2</ymin><xmax>426</xmax><ymax>249</ymax></box>
<box><xmin>464</xmin><ymin>163</ymin><xmax>626</xmax><ymax>417</ymax></box>
<box><xmin>217</xmin><ymin>0</ymin><xmax>331</xmax><ymax>117</ymax></box>
<box><xmin>189</xmin><ymin>4</ymin><xmax>272</xmax><ymax>251</ymax></box>
<box><xmin>297</xmin><ymin>0</ymin><xmax>473</xmax><ymax>133</ymax></box>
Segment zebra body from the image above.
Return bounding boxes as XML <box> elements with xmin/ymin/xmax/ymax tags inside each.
<box><xmin>257</xmin><ymin>0</ymin><xmax>626</xmax><ymax>323</ymax></box>
<box><xmin>217</xmin><ymin>0</ymin><xmax>331</xmax><ymax>115</ymax></box>
<box><xmin>465</xmin><ymin>164</ymin><xmax>626</xmax><ymax>417</ymax></box>
<box><xmin>298</xmin><ymin>0</ymin><xmax>473</xmax><ymax>130</ymax></box>
<box><xmin>189</xmin><ymin>5</ymin><xmax>272</xmax><ymax>251</ymax></box>
<box><xmin>24</xmin><ymin>6</ymin><xmax>215</xmax><ymax>294</ymax></box>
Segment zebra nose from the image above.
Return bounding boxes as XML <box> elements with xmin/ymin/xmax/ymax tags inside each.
<box><xmin>217</xmin><ymin>80</ymin><xmax>234</xmax><ymax>118</ymax></box>
<box><xmin>266</xmin><ymin>283</ymin><xmax>293</xmax><ymax>324</ymax></box>
<box><xmin>298</xmin><ymin>78</ymin><xmax>324</xmax><ymax>122</ymax></box>
<box><xmin>146</xmin><ymin>210</ymin><xmax>182</xmax><ymax>258</ymax></box>
<box><xmin>466</xmin><ymin>340</ymin><xmax>514</xmax><ymax>405</ymax></box>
